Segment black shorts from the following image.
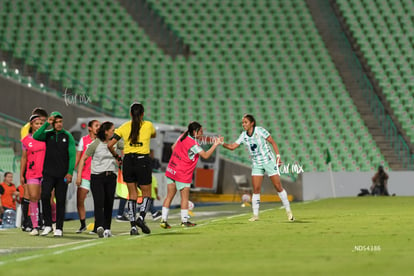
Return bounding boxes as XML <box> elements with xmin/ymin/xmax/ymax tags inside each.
<box><xmin>122</xmin><ymin>154</ymin><xmax>152</xmax><ymax>185</ymax></box>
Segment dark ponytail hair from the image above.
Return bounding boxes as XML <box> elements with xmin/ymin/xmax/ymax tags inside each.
<box><xmin>181</xmin><ymin>121</ymin><xmax>202</xmax><ymax>142</ymax></box>
<box><xmin>243</xmin><ymin>114</ymin><xmax>256</xmax><ymax>127</ymax></box>
<box><xmin>129</xmin><ymin>103</ymin><xmax>144</xmax><ymax>145</ymax></box>
<box><xmin>96</xmin><ymin>121</ymin><xmax>114</xmax><ymax>142</ymax></box>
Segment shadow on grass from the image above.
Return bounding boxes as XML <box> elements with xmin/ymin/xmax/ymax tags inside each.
<box><xmin>283</xmin><ymin>220</ymin><xmax>313</xmax><ymax>224</ymax></box>
<box><xmin>44</xmin><ymin>235</ymin><xmax>98</xmax><ymax>240</ymax></box>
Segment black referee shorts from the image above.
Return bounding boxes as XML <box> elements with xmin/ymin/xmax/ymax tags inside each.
<box><xmin>122</xmin><ymin>153</ymin><xmax>152</xmax><ymax>185</ymax></box>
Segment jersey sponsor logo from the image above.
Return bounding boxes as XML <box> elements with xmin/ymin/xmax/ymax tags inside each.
<box><xmin>129</xmin><ymin>142</ymin><xmax>143</xmax><ymax>147</ymax></box>
<box><xmin>250</xmin><ymin>143</ymin><xmax>257</xmax><ymax>151</ymax></box>
<box><xmin>166</xmin><ymin>166</ymin><xmax>176</xmax><ymax>175</ymax></box>
<box><xmin>28</xmin><ymin>142</ymin><xmax>33</xmax><ymax>148</ymax></box>
<box><xmin>172</xmin><ymin>152</ymin><xmax>181</xmax><ymax>160</ymax></box>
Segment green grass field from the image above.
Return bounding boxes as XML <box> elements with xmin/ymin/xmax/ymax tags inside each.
<box><xmin>1</xmin><ymin>197</ymin><xmax>413</xmax><ymax>275</ymax></box>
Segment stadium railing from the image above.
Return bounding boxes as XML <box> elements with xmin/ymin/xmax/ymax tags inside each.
<box><xmin>361</xmin><ymin>73</ymin><xmax>414</xmax><ymax>170</ymax></box>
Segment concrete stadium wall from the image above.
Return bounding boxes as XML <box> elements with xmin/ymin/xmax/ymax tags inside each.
<box><xmin>0</xmin><ymin>75</ymin><xmax>103</xmax><ymax>136</ymax></box>
<box><xmin>302</xmin><ymin>171</ymin><xmax>414</xmax><ymax>201</ymax></box>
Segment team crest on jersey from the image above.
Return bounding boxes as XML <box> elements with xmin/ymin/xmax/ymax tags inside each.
<box><xmin>63</xmin><ymin>138</ymin><xmax>67</xmax><ymax>143</ymax></box>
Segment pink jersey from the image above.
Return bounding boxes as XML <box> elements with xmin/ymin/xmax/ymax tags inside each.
<box><xmin>165</xmin><ymin>135</ymin><xmax>201</xmax><ymax>184</ymax></box>
<box><xmin>21</xmin><ymin>134</ymin><xmax>46</xmax><ymax>179</ymax></box>
<box><xmin>79</xmin><ymin>135</ymin><xmax>94</xmax><ymax>181</ymax></box>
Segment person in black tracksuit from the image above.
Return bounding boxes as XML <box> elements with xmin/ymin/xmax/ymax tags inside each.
<box><xmin>33</xmin><ymin>111</ymin><xmax>76</xmax><ymax>237</ymax></box>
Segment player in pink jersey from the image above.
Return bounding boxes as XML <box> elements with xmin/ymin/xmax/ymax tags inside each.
<box><xmin>160</xmin><ymin>122</ymin><xmax>223</xmax><ymax>228</ymax></box>
<box><xmin>74</xmin><ymin>120</ymin><xmax>100</xmax><ymax>233</ymax></box>
<box><xmin>20</xmin><ymin>114</ymin><xmax>46</xmax><ymax>236</ymax></box>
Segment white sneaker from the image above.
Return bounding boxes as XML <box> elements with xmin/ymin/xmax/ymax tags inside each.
<box><xmin>248</xmin><ymin>216</ymin><xmax>259</xmax><ymax>222</ymax></box>
<box><xmin>103</xmin><ymin>229</ymin><xmax>112</xmax><ymax>238</ymax></box>
<box><xmin>30</xmin><ymin>228</ymin><xmax>39</xmax><ymax>236</ymax></box>
<box><xmin>287</xmin><ymin>211</ymin><xmax>295</xmax><ymax>222</ymax></box>
<box><xmin>97</xmin><ymin>226</ymin><xmax>104</xmax><ymax>238</ymax></box>
<box><xmin>54</xmin><ymin>229</ymin><xmax>63</xmax><ymax>237</ymax></box>
<box><xmin>40</xmin><ymin>226</ymin><xmax>53</xmax><ymax>236</ymax></box>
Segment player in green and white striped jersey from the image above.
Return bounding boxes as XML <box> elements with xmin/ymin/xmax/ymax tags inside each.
<box><xmin>223</xmin><ymin>114</ymin><xmax>294</xmax><ymax>222</ymax></box>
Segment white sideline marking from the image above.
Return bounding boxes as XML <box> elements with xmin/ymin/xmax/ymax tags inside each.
<box><xmin>0</xmin><ymin>239</ymin><xmax>102</xmax><ymax>267</ymax></box>
<box><xmin>53</xmin><ymin>242</ymin><xmax>100</xmax><ymax>255</ymax></box>
<box><xmin>48</xmin><ymin>239</ymin><xmax>97</xmax><ymax>249</ymax></box>
<box><xmin>15</xmin><ymin>255</ymin><xmax>42</xmax><ymax>262</ymax></box>
<box><xmin>227</xmin><ymin>213</ymin><xmax>246</xmax><ymax>219</ymax></box>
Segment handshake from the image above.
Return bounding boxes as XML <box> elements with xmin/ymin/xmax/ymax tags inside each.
<box><xmin>213</xmin><ymin>136</ymin><xmax>224</xmax><ymax>145</ymax></box>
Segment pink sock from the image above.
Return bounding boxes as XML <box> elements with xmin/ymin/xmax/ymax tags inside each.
<box><xmin>51</xmin><ymin>202</ymin><xmax>57</xmax><ymax>222</ymax></box>
<box><xmin>29</xmin><ymin>201</ymin><xmax>39</xmax><ymax>229</ymax></box>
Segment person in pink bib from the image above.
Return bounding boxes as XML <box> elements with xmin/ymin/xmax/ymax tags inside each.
<box><xmin>74</xmin><ymin>120</ymin><xmax>100</xmax><ymax>233</ymax></box>
<box><xmin>160</xmin><ymin>121</ymin><xmax>223</xmax><ymax>229</ymax></box>
<box><xmin>20</xmin><ymin>114</ymin><xmax>46</xmax><ymax>236</ymax></box>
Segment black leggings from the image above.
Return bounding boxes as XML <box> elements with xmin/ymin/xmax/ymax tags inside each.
<box><xmin>41</xmin><ymin>175</ymin><xmax>67</xmax><ymax>230</ymax></box>
<box><xmin>91</xmin><ymin>173</ymin><xmax>117</xmax><ymax>230</ymax></box>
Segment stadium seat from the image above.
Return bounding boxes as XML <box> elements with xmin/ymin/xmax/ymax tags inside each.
<box><xmin>0</xmin><ymin>0</ymin><xmax>392</xmax><ymax>172</ymax></box>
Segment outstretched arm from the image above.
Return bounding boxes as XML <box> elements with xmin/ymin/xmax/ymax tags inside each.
<box><xmin>199</xmin><ymin>136</ymin><xmax>223</xmax><ymax>159</ymax></box>
<box><xmin>222</xmin><ymin>142</ymin><xmax>240</xmax><ymax>151</ymax></box>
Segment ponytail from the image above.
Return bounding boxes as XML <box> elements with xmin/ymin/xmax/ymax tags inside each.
<box><xmin>129</xmin><ymin>103</ymin><xmax>145</xmax><ymax>145</ymax></box>
<box><xmin>181</xmin><ymin>121</ymin><xmax>202</xmax><ymax>142</ymax></box>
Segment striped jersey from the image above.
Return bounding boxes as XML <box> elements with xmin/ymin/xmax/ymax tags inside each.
<box><xmin>235</xmin><ymin>126</ymin><xmax>276</xmax><ymax>166</ymax></box>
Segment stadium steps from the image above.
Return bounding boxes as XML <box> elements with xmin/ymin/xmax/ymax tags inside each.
<box><xmin>350</xmin><ymin>92</ymin><xmax>403</xmax><ymax>170</ymax></box>
<box><xmin>306</xmin><ymin>0</ymin><xmax>405</xmax><ymax>170</ymax></box>
<box><xmin>332</xmin><ymin>0</ymin><xmax>414</xmax><ymax>169</ymax></box>
<box><xmin>118</xmin><ymin>0</ymin><xmax>190</xmax><ymax>59</ymax></box>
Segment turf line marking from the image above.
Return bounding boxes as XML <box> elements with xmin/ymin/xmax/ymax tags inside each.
<box><xmin>16</xmin><ymin>255</ymin><xmax>43</xmax><ymax>262</ymax></box>
<box><xmin>227</xmin><ymin>213</ymin><xmax>246</xmax><ymax>219</ymax></box>
<box><xmin>0</xmin><ymin>238</ymin><xmax>103</xmax><ymax>267</ymax></box>
<box><xmin>301</xmin><ymin>199</ymin><xmax>321</xmax><ymax>205</ymax></box>
<box><xmin>53</xmin><ymin>242</ymin><xmax>100</xmax><ymax>255</ymax></box>
<box><xmin>48</xmin><ymin>238</ymin><xmax>98</xmax><ymax>249</ymax></box>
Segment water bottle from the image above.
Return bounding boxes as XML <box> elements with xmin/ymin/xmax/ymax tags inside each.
<box><xmin>2</xmin><ymin>209</ymin><xmax>17</xmax><ymax>228</ymax></box>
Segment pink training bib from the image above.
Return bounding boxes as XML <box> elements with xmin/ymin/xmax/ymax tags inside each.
<box><xmin>21</xmin><ymin>134</ymin><xmax>46</xmax><ymax>179</ymax></box>
<box><xmin>165</xmin><ymin>135</ymin><xmax>200</xmax><ymax>184</ymax></box>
